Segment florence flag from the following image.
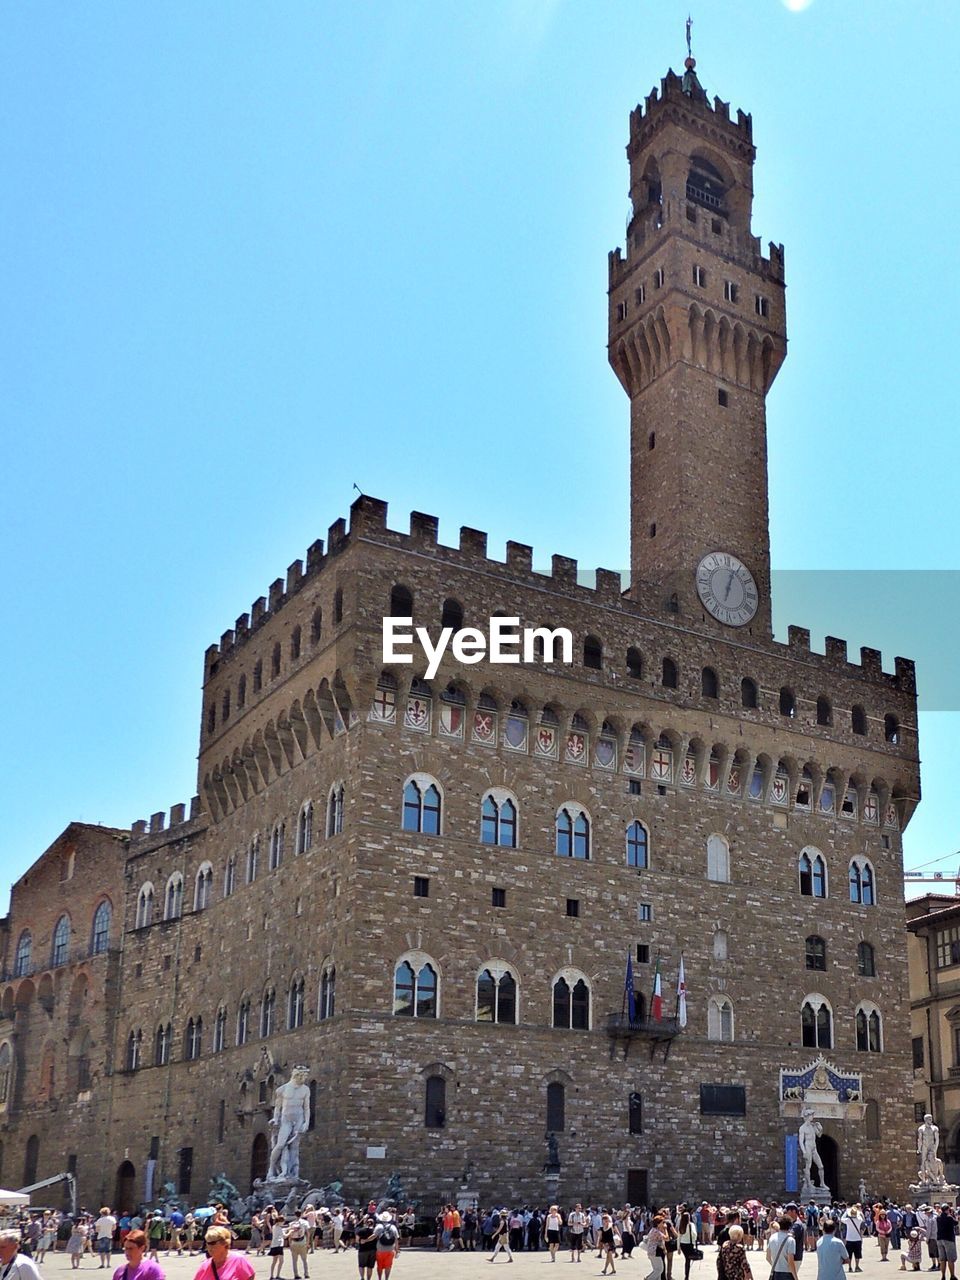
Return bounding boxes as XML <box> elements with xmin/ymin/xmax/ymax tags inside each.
<box><xmin>677</xmin><ymin>953</ymin><xmax>688</xmax><ymax>1028</ymax></box>
<box><xmin>651</xmin><ymin>953</ymin><xmax>663</xmax><ymax>1021</ymax></box>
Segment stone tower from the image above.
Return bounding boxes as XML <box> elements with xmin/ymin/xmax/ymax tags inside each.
<box><xmin>608</xmin><ymin>60</ymin><xmax>787</xmax><ymax>637</ymax></box>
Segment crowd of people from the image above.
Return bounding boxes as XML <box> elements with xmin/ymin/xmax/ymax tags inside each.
<box><xmin>2</xmin><ymin>1193</ymin><xmax>960</xmax><ymax>1279</ymax></box>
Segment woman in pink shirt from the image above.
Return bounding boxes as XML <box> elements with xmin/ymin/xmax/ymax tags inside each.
<box><xmin>114</xmin><ymin>1231</ymin><xmax>165</xmax><ymax>1280</ymax></box>
<box><xmin>192</xmin><ymin>1227</ymin><xmax>254</xmax><ymax>1280</ymax></box>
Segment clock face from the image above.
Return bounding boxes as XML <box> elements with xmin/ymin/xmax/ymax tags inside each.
<box><xmin>695</xmin><ymin>552</ymin><xmax>759</xmax><ymax>626</ymax></box>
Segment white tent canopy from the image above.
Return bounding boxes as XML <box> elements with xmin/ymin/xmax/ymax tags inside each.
<box><xmin>0</xmin><ymin>1188</ymin><xmax>30</xmax><ymax>1207</ymax></box>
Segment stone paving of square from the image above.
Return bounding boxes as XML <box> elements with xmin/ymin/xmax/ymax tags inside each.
<box><xmin>36</xmin><ymin>1240</ymin><xmax>918</xmax><ymax>1280</ymax></box>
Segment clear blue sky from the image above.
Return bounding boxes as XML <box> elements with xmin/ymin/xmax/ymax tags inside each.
<box><xmin>2</xmin><ymin>2</ymin><xmax>957</xmax><ymax>891</ymax></box>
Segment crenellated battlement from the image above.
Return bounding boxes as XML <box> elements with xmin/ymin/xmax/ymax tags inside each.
<box><xmin>201</xmin><ymin>493</ymin><xmax>915</xmax><ymax>701</ymax></box>
<box><xmin>130</xmin><ymin>796</ymin><xmax>203</xmax><ymax>846</ymax></box>
<box><xmin>629</xmin><ymin>69</ymin><xmax>754</xmax><ymax>149</ymax></box>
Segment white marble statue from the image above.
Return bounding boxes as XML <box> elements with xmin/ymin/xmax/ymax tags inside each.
<box><xmin>268</xmin><ymin>1066</ymin><xmax>311</xmax><ymax>1181</ymax></box>
<box><xmin>918</xmin><ymin>1114</ymin><xmax>943</xmax><ymax>1185</ymax></box>
<box><xmin>799</xmin><ymin>1107</ymin><xmax>827</xmax><ymax>1190</ymax></box>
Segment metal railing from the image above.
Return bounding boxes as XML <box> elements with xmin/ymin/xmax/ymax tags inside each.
<box><xmin>605</xmin><ymin>1012</ymin><xmax>681</xmax><ymax>1037</ymax></box>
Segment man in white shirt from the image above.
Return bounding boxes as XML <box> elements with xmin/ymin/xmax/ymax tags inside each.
<box><xmin>0</xmin><ymin>1230</ymin><xmax>43</xmax><ymax>1280</ymax></box>
<box><xmin>94</xmin><ymin>1209</ymin><xmax>117</xmax><ymax>1270</ymax></box>
<box><xmin>767</xmin><ymin>1215</ymin><xmax>799</xmax><ymax>1280</ymax></box>
<box><xmin>285</xmin><ymin>1213</ymin><xmax>311</xmax><ymax>1280</ymax></box>
<box><xmin>840</xmin><ymin>1206</ymin><xmax>865</xmax><ymax>1273</ymax></box>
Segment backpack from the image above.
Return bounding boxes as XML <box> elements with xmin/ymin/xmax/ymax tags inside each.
<box><xmin>379</xmin><ymin>1224</ymin><xmax>399</xmax><ymax>1246</ymax></box>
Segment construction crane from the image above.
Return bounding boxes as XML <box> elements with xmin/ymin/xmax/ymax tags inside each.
<box><xmin>904</xmin><ymin>869</ymin><xmax>960</xmax><ymax>895</ymax></box>
<box><xmin>16</xmin><ymin>1172</ymin><xmax>76</xmax><ymax>1216</ymax></box>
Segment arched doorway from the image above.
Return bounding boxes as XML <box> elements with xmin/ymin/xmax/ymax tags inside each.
<box><xmin>250</xmin><ymin>1133</ymin><xmax>268</xmax><ymax>1190</ymax></box>
<box><xmin>819</xmin><ymin>1134</ymin><xmax>839</xmax><ymax>1197</ymax></box>
<box><xmin>115</xmin><ymin>1160</ymin><xmax>136</xmax><ymax>1214</ymax></box>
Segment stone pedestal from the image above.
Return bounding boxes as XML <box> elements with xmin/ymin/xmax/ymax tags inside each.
<box><xmin>909</xmin><ymin>1182</ymin><xmax>960</xmax><ymax>1207</ymax></box>
<box><xmin>544</xmin><ymin>1169</ymin><xmax>560</xmax><ymax>1200</ymax></box>
<box><xmin>801</xmin><ymin>1182</ymin><xmax>833</xmax><ymax>1207</ymax></box>
<box><xmin>253</xmin><ymin>1176</ymin><xmax>308</xmax><ymax>1215</ymax></box>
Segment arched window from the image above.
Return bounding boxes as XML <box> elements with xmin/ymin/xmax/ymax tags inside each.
<box><xmin>270</xmin><ymin>822</ymin><xmax>285</xmax><ymax>870</ymax></box>
<box><xmin>288</xmin><ymin>978</ymin><xmax>305</xmax><ymax>1030</ymax></box>
<box><xmin>779</xmin><ymin>687</ymin><xmax>796</xmax><ymax>718</ymax></box>
<box><xmin>857</xmin><ymin>941</ymin><xmax>876</xmax><ymax>977</ymax></box>
<box><xmin>849</xmin><ymin>858</ymin><xmax>876</xmax><ymax>906</ymax></box>
<box><xmin>662</xmin><ymin>657</ymin><xmax>678</xmax><ymax>689</ymax></box>
<box><xmin>13</xmin><ymin>931</ymin><xmax>31</xmax><ymax>978</ymax></box>
<box><xmin>424</xmin><ymin>1075</ymin><xmax>446</xmax><ymax>1129</ymax></box>
<box><xmin>852</xmin><ymin>704</ymin><xmax>867</xmax><ymax>735</ymax></box>
<box><xmin>326</xmin><ymin>784</ymin><xmax>345</xmax><ymax>837</ymax></box>
<box><xmin>441</xmin><ymin>598</ymin><xmax>463</xmax><ymax>629</ymax></box>
<box><xmin>687</xmin><ymin>154</ymin><xmax>727</xmax><ymax>211</ymax></box>
<box><xmin>393</xmin><ymin>957</ymin><xmax>438</xmax><ymax>1018</ymax></box>
<box><xmin>556</xmin><ymin>806</ymin><xmax>590</xmax><ymax>860</ymax></box>
<box><xmin>221</xmin><ymin>689</ymin><xmax>230</xmax><ymax>722</ymax></box>
<box><xmin>701</xmin><ymin>667</ymin><xmax>719</xmax><ymax>698</ymax></box>
<box><xmin>333</xmin><ymin>587</ymin><xmax>343</xmax><ymax>624</ymax></box>
<box><xmin>816</xmin><ymin>696</ymin><xmax>833</xmax><ymax>726</ymax></box>
<box><xmin>552</xmin><ymin>972</ymin><xmax>591</xmax><ymax>1030</ymax></box>
<box><xmin>91</xmin><ymin>900</ymin><xmax>111</xmax><ymax>955</ymax></box>
<box><xmin>260</xmin><ymin>989</ymin><xmax>276</xmax><ymax>1038</ymax></box>
<box><xmin>798</xmin><ymin>849</ymin><xmax>827</xmax><ymax>898</ymax></box>
<box><xmin>390</xmin><ymin>584</ymin><xmax>413</xmax><ymax>616</ymax></box>
<box><xmin>856</xmin><ymin>1004</ymin><xmax>883</xmax><ymax>1053</ymax></box>
<box><xmin>297</xmin><ymin>803</ymin><xmax>314</xmax><ymax>854</ymax></box>
<box><xmin>707</xmin><ymin>834</ymin><xmax>730</xmax><ymax>883</ymax></box>
<box><xmin>310</xmin><ymin>607</ymin><xmax>323</xmax><ymax>644</ymax></box>
<box><xmin>236</xmin><ymin>1001</ymin><xmax>250</xmax><ymax>1047</ymax></box>
<box><xmin>626</xmin><ymin>821</ymin><xmax>649</xmax><ymax>869</ymax></box>
<box><xmin>52</xmin><ymin>915</ymin><xmax>70</xmax><ymax>967</ymax></box>
<box><xmin>584</xmin><ymin>636</ymin><xmax>603</xmax><ymax>670</ymax></box>
<box><xmin>319</xmin><ymin>965</ymin><xmax>336</xmax><ymax>1020</ymax></box>
<box><xmin>193</xmin><ymin>864</ymin><xmax>213</xmax><ymax>911</ymax></box>
<box><xmin>707</xmin><ymin>996</ymin><xmax>734</xmax><ymax>1042</ymax></box>
<box><xmin>271</xmin><ymin>642</ymin><xmax>281</xmax><ymax>678</ymax></box>
<box><xmin>164</xmin><ymin>874</ymin><xmax>183</xmax><ymax>921</ymax></box>
<box><xmin>805</xmin><ymin>935</ymin><xmax>826</xmax><ymax>972</ymax></box>
<box><xmin>237</xmin><ymin>674</ymin><xmax>246</xmax><ymax>709</ymax></box>
<box><xmin>185</xmin><ymin>1017</ymin><xmax>202</xmax><ymax>1061</ymax></box>
<box><xmin>154</xmin><ymin>1023</ymin><xmax>172</xmax><ymax>1066</ymax></box>
<box><xmin>741</xmin><ymin>677</ymin><xmax>758</xmax><ymax>709</ymax></box>
<box><xmin>402</xmin><ymin>777</ymin><xmax>441</xmax><ymax>835</ymax></box>
<box><xmin>253</xmin><ymin>659</ymin><xmax>263</xmax><ymax>692</ymax></box>
<box><xmin>476</xmin><ymin>964</ymin><xmax>517</xmax><ymax>1025</ymax></box>
<box><xmin>290</xmin><ymin>626</ymin><xmax>302</xmax><ymax>660</ymax></box>
<box><xmin>224</xmin><ymin>856</ymin><xmax>236</xmax><ymax>898</ymax></box>
<box><xmin>214</xmin><ymin>1006</ymin><xmax>227</xmax><ymax>1052</ymax></box>
<box><xmin>126</xmin><ymin>1029</ymin><xmax>142</xmax><ymax>1071</ymax></box>
<box><xmin>0</xmin><ymin>1043</ymin><xmax>12</xmax><ymax>1106</ymax></box>
<box><xmin>627</xmin><ymin>648</ymin><xmax>643</xmax><ymax>680</ymax></box>
<box><xmin>885</xmin><ymin>713</ymin><xmax>900</xmax><ymax>744</ymax></box>
<box><xmin>481</xmin><ymin>792</ymin><xmax>518</xmax><ymax>847</ymax></box>
<box><xmin>801</xmin><ymin>995</ymin><xmax>832</xmax><ymax>1049</ymax></box>
<box><xmin>246</xmin><ymin>837</ymin><xmax>259</xmax><ymax>884</ymax></box>
<box><xmin>546</xmin><ymin>1081</ymin><xmax>565</xmax><ymax>1131</ymax></box>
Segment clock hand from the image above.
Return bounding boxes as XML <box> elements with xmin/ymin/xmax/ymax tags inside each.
<box><xmin>724</xmin><ymin>570</ymin><xmax>735</xmax><ymax>601</ymax></box>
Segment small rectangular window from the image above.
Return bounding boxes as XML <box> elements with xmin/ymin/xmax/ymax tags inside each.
<box><xmin>629</xmin><ymin>1091</ymin><xmax>643</xmax><ymax>1133</ymax></box>
<box><xmin>628</xmin><ymin>779</ymin><xmax>642</xmax><ymax>796</ymax></box>
<box><xmin>912</xmin><ymin>1036</ymin><xmax>925</xmax><ymax>1070</ymax></box>
<box><xmin>915</xmin><ymin>1102</ymin><xmax>927</xmax><ymax>1123</ymax></box>
<box><xmin>755</xmin><ymin>294</ymin><xmax>769</xmax><ymax>318</ymax></box>
<box><xmin>492</xmin><ymin>887</ymin><xmax>506</xmax><ymax>908</ymax></box>
<box><xmin>700</xmin><ymin>1084</ymin><xmax>746</xmax><ymax>1116</ymax></box>
<box><xmin>638</xmin><ymin>903</ymin><xmax>652</xmax><ymax>922</ymax></box>
<box><xmin>656</xmin><ymin>784</ymin><xmax>667</xmax><ymax>796</ymax></box>
<box><xmin>566</xmin><ymin>898</ymin><xmax>580</xmax><ymax>918</ymax></box>
<box><xmin>636</xmin><ymin>944</ymin><xmax>650</xmax><ymax>964</ymax></box>
<box><xmin>635</xmin><ymin>285</ymin><xmax>646</xmax><ymax>306</ymax></box>
<box><xmin>718</xmin><ymin>389</ymin><xmax>729</xmax><ymax>407</ymax></box>
<box><xmin>654</xmin><ymin>268</ymin><xmax>664</xmax><ymax>289</ymax></box>
<box><xmin>414</xmin><ymin>876</ymin><xmax>430</xmax><ymax>898</ymax></box>
<box><xmin>711</xmin><ymin>218</ymin><xmax>722</xmax><ymax>235</ymax></box>
<box><xmin>163</xmin><ymin>954</ymin><xmax>172</xmax><ymax>971</ymax></box>
<box><xmin>693</xmin><ymin>264</ymin><xmax>706</xmax><ymax>287</ymax></box>
<box><xmin>616</xmin><ymin>300</ymin><xmax>627</xmax><ymax>321</ymax></box>
<box><xmin>686</xmin><ymin>205</ymin><xmax>697</xmax><ymax>223</ymax></box>
<box><xmin>724</xmin><ymin>280</ymin><xmax>739</xmax><ymax>303</ymax></box>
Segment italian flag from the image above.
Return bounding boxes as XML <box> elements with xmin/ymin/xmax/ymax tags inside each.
<box><xmin>651</xmin><ymin>954</ymin><xmax>663</xmax><ymax>1021</ymax></box>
